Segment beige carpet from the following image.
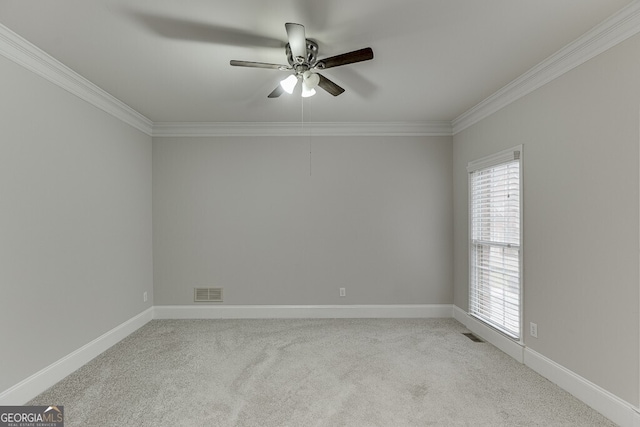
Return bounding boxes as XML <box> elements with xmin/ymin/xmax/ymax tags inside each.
<box><xmin>29</xmin><ymin>318</ymin><xmax>615</xmax><ymax>426</ymax></box>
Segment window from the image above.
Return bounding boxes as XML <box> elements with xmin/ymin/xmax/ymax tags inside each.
<box><xmin>468</xmin><ymin>146</ymin><xmax>522</xmax><ymax>339</ymax></box>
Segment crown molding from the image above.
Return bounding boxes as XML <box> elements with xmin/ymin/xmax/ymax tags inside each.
<box><xmin>452</xmin><ymin>0</ymin><xmax>640</xmax><ymax>135</ymax></box>
<box><xmin>3</xmin><ymin>0</ymin><xmax>640</xmax><ymax>139</ymax></box>
<box><xmin>151</xmin><ymin>121</ymin><xmax>453</xmax><ymax>137</ymax></box>
<box><xmin>0</xmin><ymin>23</ymin><xmax>153</xmax><ymax>135</ymax></box>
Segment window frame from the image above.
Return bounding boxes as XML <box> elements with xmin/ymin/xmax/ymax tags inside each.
<box><xmin>467</xmin><ymin>145</ymin><xmax>523</xmax><ymax>342</ymax></box>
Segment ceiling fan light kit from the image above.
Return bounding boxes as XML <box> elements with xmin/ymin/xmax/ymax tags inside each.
<box><xmin>301</xmin><ymin>84</ymin><xmax>316</xmax><ymax>98</ymax></box>
<box><xmin>279</xmin><ymin>74</ymin><xmax>299</xmax><ymax>94</ymax></box>
<box><xmin>230</xmin><ymin>23</ymin><xmax>374</xmax><ymax>98</ymax></box>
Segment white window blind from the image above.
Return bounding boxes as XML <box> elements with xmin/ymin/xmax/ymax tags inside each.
<box><xmin>468</xmin><ymin>146</ymin><xmax>522</xmax><ymax>339</ymax></box>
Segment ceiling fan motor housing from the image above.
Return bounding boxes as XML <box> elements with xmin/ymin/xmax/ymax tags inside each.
<box><xmin>286</xmin><ymin>40</ymin><xmax>318</xmax><ymax>66</ymax></box>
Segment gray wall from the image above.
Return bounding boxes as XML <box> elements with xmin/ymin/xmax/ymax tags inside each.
<box><xmin>153</xmin><ymin>135</ymin><xmax>452</xmax><ymax>305</ymax></box>
<box><xmin>453</xmin><ymin>34</ymin><xmax>640</xmax><ymax>405</ymax></box>
<box><xmin>6</xmin><ymin>13</ymin><xmax>638</xmax><ymax>411</ymax></box>
<box><xmin>0</xmin><ymin>55</ymin><xmax>153</xmax><ymax>393</ymax></box>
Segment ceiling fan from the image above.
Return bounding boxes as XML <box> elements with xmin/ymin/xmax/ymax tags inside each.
<box><xmin>230</xmin><ymin>23</ymin><xmax>373</xmax><ymax>98</ymax></box>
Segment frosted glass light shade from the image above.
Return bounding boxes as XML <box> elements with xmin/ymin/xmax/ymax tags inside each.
<box><xmin>280</xmin><ymin>74</ymin><xmax>298</xmax><ymax>94</ymax></box>
<box><xmin>301</xmin><ymin>86</ymin><xmax>316</xmax><ymax>97</ymax></box>
<box><xmin>304</xmin><ymin>72</ymin><xmax>320</xmax><ymax>88</ymax></box>
<box><xmin>301</xmin><ymin>73</ymin><xmax>318</xmax><ymax>97</ymax></box>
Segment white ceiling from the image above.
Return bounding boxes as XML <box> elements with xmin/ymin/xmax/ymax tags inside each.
<box><xmin>0</xmin><ymin>0</ymin><xmax>633</xmax><ymax>123</ymax></box>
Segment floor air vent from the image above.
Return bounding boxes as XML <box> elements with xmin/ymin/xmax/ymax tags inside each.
<box><xmin>462</xmin><ymin>332</ymin><xmax>483</xmax><ymax>342</ymax></box>
<box><xmin>194</xmin><ymin>287</ymin><xmax>223</xmax><ymax>302</ymax></box>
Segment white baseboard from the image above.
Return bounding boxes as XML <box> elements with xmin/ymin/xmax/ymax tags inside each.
<box><xmin>452</xmin><ymin>305</ymin><xmax>640</xmax><ymax>427</ymax></box>
<box><xmin>0</xmin><ymin>307</ymin><xmax>154</xmax><ymax>405</ymax></box>
<box><xmin>452</xmin><ymin>305</ymin><xmax>524</xmax><ymax>362</ymax></box>
<box><xmin>6</xmin><ymin>303</ymin><xmax>637</xmax><ymax>426</ymax></box>
<box><xmin>524</xmin><ymin>348</ymin><xmax>640</xmax><ymax>427</ymax></box>
<box><xmin>154</xmin><ymin>304</ymin><xmax>453</xmax><ymax>319</ymax></box>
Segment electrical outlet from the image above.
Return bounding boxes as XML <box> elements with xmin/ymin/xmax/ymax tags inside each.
<box><xmin>143</xmin><ymin>291</ymin><xmax>148</xmax><ymax>303</ymax></box>
<box><xmin>339</xmin><ymin>288</ymin><xmax>346</xmax><ymax>297</ymax></box>
<box><xmin>530</xmin><ymin>322</ymin><xmax>538</xmax><ymax>338</ymax></box>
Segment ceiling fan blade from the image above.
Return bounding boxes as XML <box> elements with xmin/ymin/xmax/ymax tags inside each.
<box><xmin>230</xmin><ymin>60</ymin><xmax>290</xmax><ymax>70</ymax></box>
<box><xmin>130</xmin><ymin>12</ymin><xmax>284</xmax><ymax>48</ymax></box>
<box><xmin>268</xmin><ymin>85</ymin><xmax>285</xmax><ymax>98</ymax></box>
<box><xmin>285</xmin><ymin>23</ymin><xmax>307</xmax><ymax>63</ymax></box>
<box><xmin>317</xmin><ymin>74</ymin><xmax>345</xmax><ymax>96</ymax></box>
<box><xmin>317</xmin><ymin>47</ymin><xmax>374</xmax><ymax>69</ymax></box>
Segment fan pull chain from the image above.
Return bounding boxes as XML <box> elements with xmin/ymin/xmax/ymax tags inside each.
<box><xmin>309</xmin><ymin>120</ymin><xmax>312</xmax><ymax>178</ymax></box>
<box><xmin>302</xmin><ymin>96</ymin><xmax>311</xmax><ymax>176</ymax></box>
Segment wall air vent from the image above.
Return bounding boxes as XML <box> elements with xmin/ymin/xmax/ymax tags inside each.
<box><xmin>194</xmin><ymin>287</ymin><xmax>223</xmax><ymax>302</ymax></box>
